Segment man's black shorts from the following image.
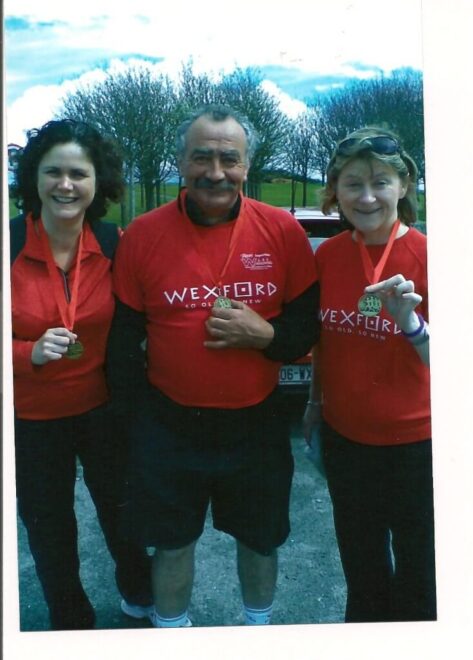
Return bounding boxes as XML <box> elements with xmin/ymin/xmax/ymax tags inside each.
<box><xmin>124</xmin><ymin>387</ymin><xmax>294</xmax><ymax>556</ymax></box>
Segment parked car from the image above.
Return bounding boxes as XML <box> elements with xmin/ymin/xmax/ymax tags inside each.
<box><xmin>278</xmin><ymin>208</ymin><xmax>342</xmax><ymax>412</ymax></box>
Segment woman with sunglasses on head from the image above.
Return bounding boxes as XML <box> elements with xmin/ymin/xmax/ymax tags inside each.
<box><xmin>303</xmin><ymin>127</ymin><xmax>435</xmax><ymax>622</ymax></box>
<box><xmin>10</xmin><ymin>119</ymin><xmax>152</xmax><ymax>630</ymax></box>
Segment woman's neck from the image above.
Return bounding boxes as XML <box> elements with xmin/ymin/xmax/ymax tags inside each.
<box><xmin>353</xmin><ymin>221</ymin><xmax>408</xmax><ymax>245</ymax></box>
<box><xmin>41</xmin><ymin>213</ymin><xmax>84</xmax><ymax>270</ymax></box>
<box><xmin>41</xmin><ymin>213</ymin><xmax>84</xmax><ymax>248</ymax></box>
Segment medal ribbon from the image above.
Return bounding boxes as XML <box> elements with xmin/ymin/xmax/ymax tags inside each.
<box><xmin>184</xmin><ymin>194</ymin><xmax>247</xmax><ymax>293</ymax></box>
<box><xmin>38</xmin><ymin>219</ymin><xmax>84</xmax><ymax>331</ymax></box>
<box><xmin>356</xmin><ymin>218</ymin><xmax>400</xmax><ymax>285</ymax></box>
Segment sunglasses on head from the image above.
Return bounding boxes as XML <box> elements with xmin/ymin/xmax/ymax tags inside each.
<box><xmin>337</xmin><ymin>135</ymin><xmax>400</xmax><ymax>155</ymax></box>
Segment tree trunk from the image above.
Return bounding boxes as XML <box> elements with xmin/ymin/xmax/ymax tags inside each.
<box><xmin>290</xmin><ymin>178</ymin><xmax>297</xmax><ymax>213</ymax></box>
<box><xmin>128</xmin><ymin>165</ymin><xmax>135</xmax><ymax>221</ymax></box>
<box><xmin>144</xmin><ymin>179</ymin><xmax>155</xmax><ymax>211</ymax></box>
<box><xmin>120</xmin><ymin>200</ymin><xmax>127</xmax><ymax>227</ymax></box>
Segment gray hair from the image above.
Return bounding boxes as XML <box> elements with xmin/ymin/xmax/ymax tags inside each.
<box><xmin>175</xmin><ymin>104</ymin><xmax>259</xmax><ymax>165</ymax></box>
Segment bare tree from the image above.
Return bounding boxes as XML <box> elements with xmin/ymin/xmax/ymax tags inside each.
<box><xmin>216</xmin><ymin>68</ymin><xmax>289</xmax><ymax>199</ymax></box>
<box><xmin>308</xmin><ymin>68</ymin><xmax>424</xmax><ymax>182</ymax></box>
<box><xmin>286</xmin><ymin>110</ymin><xmax>319</xmax><ymax>207</ymax></box>
<box><xmin>282</xmin><ymin>120</ymin><xmax>301</xmax><ymax>211</ymax></box>
<box><xmin>59</xmin><ymin>67</ymin><xmax>180</xmax><ymax>223</ymax></box>
<box><xmin>177</xmin><ymin>60</ymin><xmax>220</xmax><ymax>111</ymax></box>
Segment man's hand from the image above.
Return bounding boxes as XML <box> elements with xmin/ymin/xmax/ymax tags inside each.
<box><xmin>31</xmin><ymin>327</ymin><xmax>77</xmax><ymax>365</ymax></box>
<box><xmin>204</xmin><ymin>300</ymin><xmax>275</xmax><ymax>350</ymax></box>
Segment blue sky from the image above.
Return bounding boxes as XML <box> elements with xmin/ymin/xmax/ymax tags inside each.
<box><xmin>4</xmin><ymin>0</ymin><xmax>423</xmax><ymax>146</ymax></box>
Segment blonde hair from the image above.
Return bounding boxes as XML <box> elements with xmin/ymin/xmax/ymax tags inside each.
<box><xmin>321</xmin><ymin>126</ymin><xmax>419</xmax><ymax>226</ymax></box>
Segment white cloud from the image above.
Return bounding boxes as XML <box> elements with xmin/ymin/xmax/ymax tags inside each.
<box><xmin>7</xmin><ymin>87</ymin><xmax>63</xmax><ymax>145</ymax></box>
<box><xmin>260</xmin><ymin>80</ymin><xmax>307</xmax><ymax>118</ymax></box>
<box><xmin>6</xmin><ymin>0</ymin><xmax>422</xmax><ymax>74</ymax></box>
<box><xmin>5</xmin><ymin>0</ymin><xmax>423</xmax><ymax>144</ymax></box>
<box><xmin>6</xmin><ymin>70</ymin><xmax>108</xmax><ymax>145</ymax></box>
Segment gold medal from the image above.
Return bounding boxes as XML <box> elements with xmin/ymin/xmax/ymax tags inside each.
<box><xmin>213</xmin><ymin>296</ymin><xmax>232</xmax><ymax>309</ymax></box>
<box><xmin>358</xmin><ymin>293</ymin><xmax>382</xmax><ymax>317</ymax></box>
<box><xmin>66</xmin><ymin>340</ymin><xmax>84</xmax><ymax>360</ymax></box>
<box><xmin>355</xmin><ymin>219</ymin><xmax>400</xmax><ymax>318</ymax></box>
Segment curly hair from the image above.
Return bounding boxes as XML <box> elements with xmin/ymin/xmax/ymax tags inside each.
<box><xmin>321</xmin><ymin>126</ymin><xmax>419</xmax><ymax>227</ymax></box>
<box><xmin>11</xmin><ymin>119</ymin><xmax>124</xmax><ymax>222</ymax></box>
<box><xmin>175</xmin><ymin>104</ymin><xmax>259</xmax><ymax>165</ymax></box>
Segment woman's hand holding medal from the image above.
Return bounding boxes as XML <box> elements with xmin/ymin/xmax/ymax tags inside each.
<box><xmin>204</xmin><ymin>300</ymin><xmax>275</xmax><ymax>350</ymax></box>
<box><xmin>31</xmin><ymin>327</ymin><xmax>79</xmax><ymax>365</ymax></box>
<box><xmin>365</xmin><ymin>274</ymin><xmax>423</xmax><ymax>333</ymax></box>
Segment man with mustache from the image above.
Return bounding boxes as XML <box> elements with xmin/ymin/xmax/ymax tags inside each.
<box><xmin>107</xmin><ymin>105</ymin><xmax>318</xmax><ymax>627</ymax></box>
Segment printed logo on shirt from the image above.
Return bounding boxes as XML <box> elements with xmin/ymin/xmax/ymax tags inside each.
<box><xmin>240</xmin><ymin>253</ymin><xmax>273</xmax><ymax>270</ymax></box>
<box><xmin>163</xmin><ymin>281</ymin><xmax>278</xmax><ymax>308</ymax></box>
<box><xmin>320</xmin><ymin>307</ymin><xmax>402</xmax><ymax>341</ymax></box>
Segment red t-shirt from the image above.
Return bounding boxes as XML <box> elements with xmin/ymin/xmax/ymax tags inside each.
<box><xmin>11</xmin><ymin>216</ymin><xmax>116</xmax><ymax>420</ymax></box>
<box><xmin>315</xmin><ymin>228</ymin><xmax>431</xmax><ymax>445</ymax></box>
<box><xmin>113</xmin><ymin>194</ymin><xmax>316</xmax><ymax>408</ymax></box>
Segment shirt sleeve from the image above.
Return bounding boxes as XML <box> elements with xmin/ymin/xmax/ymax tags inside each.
<box><xmin>12</xmin><ymin>338</ymin><xmax>37</xmax><ymax>375</ymax></box>
<box><xmin>112</xmin><ymin>226</ymin><xmax>145</xmax><ymax>311</ymax></box>
<box><xmin>105</xmin><ymin>298</ymin><xmax>149</xmax><ymax>419</ymax></box>
<box><xmin>263</xmin><ymin>282</ymin><xmax>320</xmax><ymax>363</ymax></box>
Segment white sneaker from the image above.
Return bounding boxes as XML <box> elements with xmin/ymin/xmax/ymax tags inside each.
<box><xmin>120</xmin><ymin>599</ymin><xmax>155</xmax><ymax>620</ymax></box>
<box><xmin>148</xmin><ymin>609</ymin><xmax>193</xmax><ymax>628</ymax></box>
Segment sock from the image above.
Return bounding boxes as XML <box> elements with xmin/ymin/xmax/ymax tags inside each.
<box><xmin>150</xmin><ymin>609</ymin><xmax>190</xmax><ymax>628</ymax></box>
<box><xmin>243</xmin><ymin>604</ymin><xmax>273</xmax><ymax>625</ymax></box>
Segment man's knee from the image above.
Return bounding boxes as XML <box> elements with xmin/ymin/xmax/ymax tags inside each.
<box><xmin>153</xmin><ymin>541</ymin><xmax>197</xmax><ymax>563</ymax></box>
<box><xmin>237</xmin><ymin>541</ymin><xmax>277</xmax><ymax>561</ymax></box>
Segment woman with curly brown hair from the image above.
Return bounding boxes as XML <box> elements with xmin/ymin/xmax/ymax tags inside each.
<box><xmin>10</xmin><ymin>119</ymin><xmax>152</xmax><ymax>630</ymax></box>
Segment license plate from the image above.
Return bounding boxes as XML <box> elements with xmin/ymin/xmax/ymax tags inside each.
<box><xmin>279</xmin><ymin>365</ymin><xmax>312</xmax><ymax>385</ymax></box>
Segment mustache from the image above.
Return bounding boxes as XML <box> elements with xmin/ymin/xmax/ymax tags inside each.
<box><xmin>194</xmin><ymin>179</ymin><xmax>236</xmax><ymax>191</ymax></box>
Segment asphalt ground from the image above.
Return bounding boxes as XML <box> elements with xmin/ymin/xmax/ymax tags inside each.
<box><xmin>16</xmin><ymin>420</ymin><xmax>346</xmax><ymax>631</ymax></box>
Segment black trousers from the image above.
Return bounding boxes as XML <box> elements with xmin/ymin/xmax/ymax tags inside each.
<box><xmin>15</xmin><ymin>405</ymin><xmax>152</xmax><ymax>630</ymax></box>
<box><xmin>322</xmin><ymin>422</ymin><xmax>437</xmax><ymax>623</ymax></box>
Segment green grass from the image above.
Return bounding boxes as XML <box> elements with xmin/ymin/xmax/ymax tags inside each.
<box><xmin>259</xmin><ymin>181</ymin><xmax>323</xmax><ymax>208</ymax></box>
<box><xmin>8</xmin><ymin>181</ymin><xmax>426</xmax><ymax>225</ymax></box>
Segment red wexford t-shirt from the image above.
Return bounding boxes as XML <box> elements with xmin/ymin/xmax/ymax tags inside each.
<box><xmin>113</xmin><ymin>194</ymin><xmax>316</xmax><ymax>408</ymax></box>
<box><xmin>315</xmin><ymin>228</ymin><xmax>431</xmax><ymax>445</ymax></box>
<box><xmin>11</xmin><ymin>216</ymin><xmax>116</xmax><ymax>420</ymax></box>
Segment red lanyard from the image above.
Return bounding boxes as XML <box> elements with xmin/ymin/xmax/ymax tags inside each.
<box><xmin>38</xmin><ymin>219</ymin><xmax>83</xmax><ymax>331</ymax></box>
<box><xmin>356</xmin><ymin>219</ymin><xmax>400</xmax><ymax>285</ymax></box>
<box><xmin>185</xmin><ymin>207</ymin><xmax>247</xmax><ymax>293</ymax></box>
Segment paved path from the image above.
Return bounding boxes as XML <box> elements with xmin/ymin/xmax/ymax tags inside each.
<box><xmin>17</xmin><ymin>422</ymin><xmax>346</xmax><ymax>631</ymax></box>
